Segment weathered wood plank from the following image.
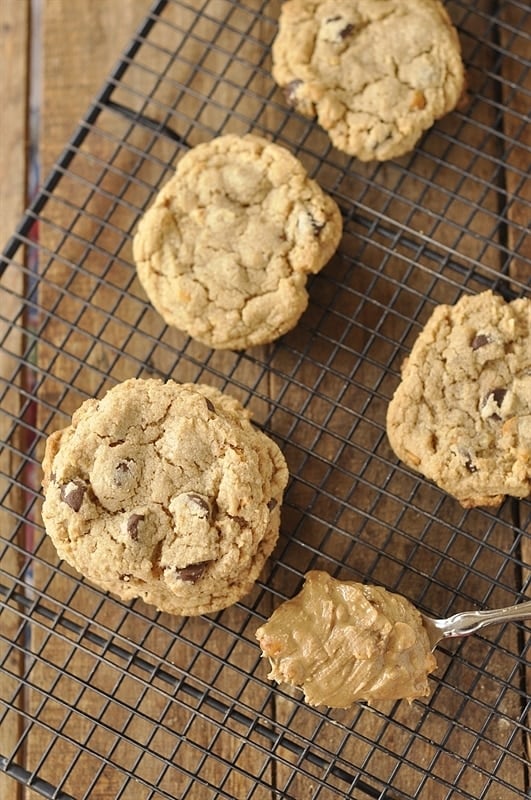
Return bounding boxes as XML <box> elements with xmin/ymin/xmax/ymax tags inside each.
<box><xmin>0</xmin><ymin>2</ymin><xmax>29</xmax><ymax>799</ymax></box>
<box><xmin>32</xmin><ymin>2</ymin><xmax>274</xmax><ymax>798</ymax></box>
<box><xmin>17</xmin><ymin>0</ymin><xmax>531</xmax><ymax>797</ymax></box>
<box><xmin>499</xmin><ymin>2</ymin><xmax>531</xmax><ymax>780</ymax></box>
<box><xmin>30</xmin><ymin>3</ymin><xmax>153</xmax><ymax>797</ymax></box>
<box><xmin>265</xmin><ymin>2</ymin><xmax>529</xmax><ymax>797</ymax></box>
<box><xmin>499</xmin><ymin>3</ymin><xmax>531</xmax><ymax>285</ymax></box>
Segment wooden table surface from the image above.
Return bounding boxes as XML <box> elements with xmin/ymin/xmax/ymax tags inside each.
<box><xmin>1</xmin><ymin>7</ymin><xmax>155</xmax><ymax>799</ymax></box>
<box><xmin>1</xmin><ymin>1</ymin><xmax>529</xmax><ymax>799</ymax></box>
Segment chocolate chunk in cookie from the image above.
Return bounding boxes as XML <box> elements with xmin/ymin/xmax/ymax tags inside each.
<box><xmin>60</xmin><ymin>479</ymin><xmax>86</xmax><ymax>512</ymax></box>
<box><xmin>174</xmin><ymin>561</ymin><xmax>211</xmax><ymax>583</ymax></box>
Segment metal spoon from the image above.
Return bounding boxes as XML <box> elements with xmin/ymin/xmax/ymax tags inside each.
<box><xmin>421</xmin><ymin>598</ymin><xmax>531</xmax><ymax>650</ymax></box>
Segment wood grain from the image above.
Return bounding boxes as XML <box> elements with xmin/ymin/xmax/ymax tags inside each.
<box><xmin>29</xmin><ymin>3</ymin><xmax>153</xmax><ymax>797</ymax></box>
<box><xmin>499</xmin><ymin>3</ymin><xmax>531</xmax><ymax>285</ymax></box>
<box><xmin>265</xmin><ymin>4</ymin><xmax>530</xmax><ymax>796</ymax></box>
<box><xmin>499</xmin><ymin>4</ymin><xmax>531</xmax><ymax>775</ymax></box>
<box><xmin>32</xmin><ymin>2</ymin><xmax>273</xmax><ymax>798</ymax></box>
<box><xmin>0</xmin><ymin>0</ymin><xmax>526</xmax><ymax>797</ymax></box>
<box><xmin>0</xmin><ymin>2</ymin><xmax>29</xmax><ymax>799</ymax></box>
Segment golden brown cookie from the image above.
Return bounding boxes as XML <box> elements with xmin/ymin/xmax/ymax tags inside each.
<box><xmin>272</xmin><ymin>0</ymin><xmax>465</xmax><ymax>161</ymax></box>
<box><xmin>133</xmin><ymin>133</ymin><xmax>342</xmax><ymax>349</ymax></box>
<box><xmin>41</xmin><ymin>378</ymin><xmax>289</xmax><ymax>616</ymax></box>
<box><xmin>386</xmin><ymin>291</ymin><xmax>531</xmax><ymax>507</ymax></box>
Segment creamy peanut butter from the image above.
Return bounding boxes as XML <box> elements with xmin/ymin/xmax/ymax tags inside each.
<box><xmin>256</xmin><ymin>570</ymin><xmax>437</xmax><ymax>707</ymax></box>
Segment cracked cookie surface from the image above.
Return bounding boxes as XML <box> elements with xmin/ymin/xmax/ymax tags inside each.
<box><xmin>41</xmin><ymin>378</ymin><xmax>289</xmax><ymax>616</ymax></box>
<box><xmin>272</xmin><ymin>0</ymin><xmax>465</xmax><ymax>161</ymax></box>
<box><xmin>386</xmin><ymin>291</ymin><xmax>531</xmax><ymax>507</ymax></box>
<box><xmin>132</xmin><ymin>133</ymin><xmax>342</xmax><ymax>349</ymax></box>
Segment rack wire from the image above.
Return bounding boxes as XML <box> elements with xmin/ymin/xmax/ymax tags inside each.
<box><xmin>0</xmin><ymin>0</ymin><xmax>529</xmax><ymax>798</ymax></box>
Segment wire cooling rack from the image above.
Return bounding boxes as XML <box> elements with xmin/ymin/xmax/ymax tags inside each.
<box><xmin>1</xmin><ymin>1</ymin><xmax>530</xmax><ymax>798</ymax></box>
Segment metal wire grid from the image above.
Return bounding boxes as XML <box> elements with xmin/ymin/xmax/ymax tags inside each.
<box><xmin>0</xmin><ymin>0</ymin><xmax>529</xmax><ymax>798</ymax></box>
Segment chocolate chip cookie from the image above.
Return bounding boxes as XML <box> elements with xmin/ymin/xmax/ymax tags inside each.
<box><xmin>132</xmin><ymin>133</ymin><xmax>342</xmax><ymax>349</ymax></box>
<box><xmin>386</xmin><ymin>291</ymin><xmax>531</xmax><ymax>507</ymax></box>
<box><xmin>272</xmin><ymin>0</ymin><xmax>465</xmax><ymax>161</ymax></box>
<box><xmin>41</xmin><ymin>378</ymin><xmax>289</xmax><ymax>616</ymax></box>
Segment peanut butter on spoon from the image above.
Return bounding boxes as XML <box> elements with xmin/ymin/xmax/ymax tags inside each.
<box><xmin>256</xmin><ymin>570</ymin><xmax>437</xmax><ymax>707</ymax></box>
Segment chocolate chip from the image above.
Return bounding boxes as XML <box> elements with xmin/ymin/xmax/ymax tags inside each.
<box><xmin>267</xmin><ymin>498</ymin><xmax>278</xmax><ymax>511</ymax></box>
<box><xmin>465</xmin><ymin>458</ymin><xmax>478</xmax><ymax>474</ymax></box>
<box><xmin>205</xmin><ymin>397</ymin><xmax>216</xmax><ymax>414</ymax></box>
<box><xmin>113</xmin><ymin>461</ymin><xmax>132</xmax><ymax>486</ymax></box>
<box><xmin>175</xmin><ymin>561</ymin><xmax>210</xmax><ymax>583</ymax></box>
<box><xmin>455</xmin><ymin>446</ymin><xmax>478</xmax><ymax>473</ymax></box>
<box><xmin>481</xmin><ymin>387</ymin><xmax>508</xmax><ymax>421</ymax></box>
<box><xmin>471</xmin><ymin>333</ymin><xmax>492</xmax><ymax>350</ymax></box>
<box><xmin>284</xmin><ymin>79</ymin><xmax>303</xmax><ymax>108</ymax></box>
<box><xmin>324</xmin><ymin>15</ymin><xmax>357</xmax><ymax>40</ymax></box>
<box><xmin>186</xmin><ymin>493</ymin><xmax>211</xmax><ymax>519</ymax></box>
<box><xmin>60</xmin><ymin>480</ymin><xmax>86</xmax><ymax>512</ymax></box>
<box><xmin>308</xmin><ymin>212</ymin><xmax>325</xmax><ymax>236</ymax></box>
<box><xmin>127</xmin><ymin>513</ymin><xmax>145</xmax><ymax>540</ymax></box>
<box><xmin>229</xmin><ymin>515</ymin><xmax>247</xmax><ymax>529</ymax></box>
<box><xmin>490</xmin><ymin>387</ymin><xmax>507</xmax><ymax>406</ymax></box>
<box><xmin>339</xmin><ymin>23</ymin><xmax>354</xmax><ymax>39</ymax></box>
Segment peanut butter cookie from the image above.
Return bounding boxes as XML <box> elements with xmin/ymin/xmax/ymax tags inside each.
<box><xmin>272</xmin><ymin>0</ymin><xmax>465</xmax><ymax>161</ymax></box>
<box><xmin>133</xmin><ymin>134</ymin><xmax>342</xmax><ymax>349</ymax></box>
<box><xmin>386</xmin><ymin>291</ymin><xmax>531</xmax><ymax>507</ymax></box>
<box><xmin>41</xmin><ymin>378</ymin><xmax>289</xmax><ymax>616</ymax></box>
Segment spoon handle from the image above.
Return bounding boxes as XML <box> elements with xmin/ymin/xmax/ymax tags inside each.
<box><xmin>435</xmin><ymin>598</ymin><xmax>531</xmax><ymax>641</ymax></box>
